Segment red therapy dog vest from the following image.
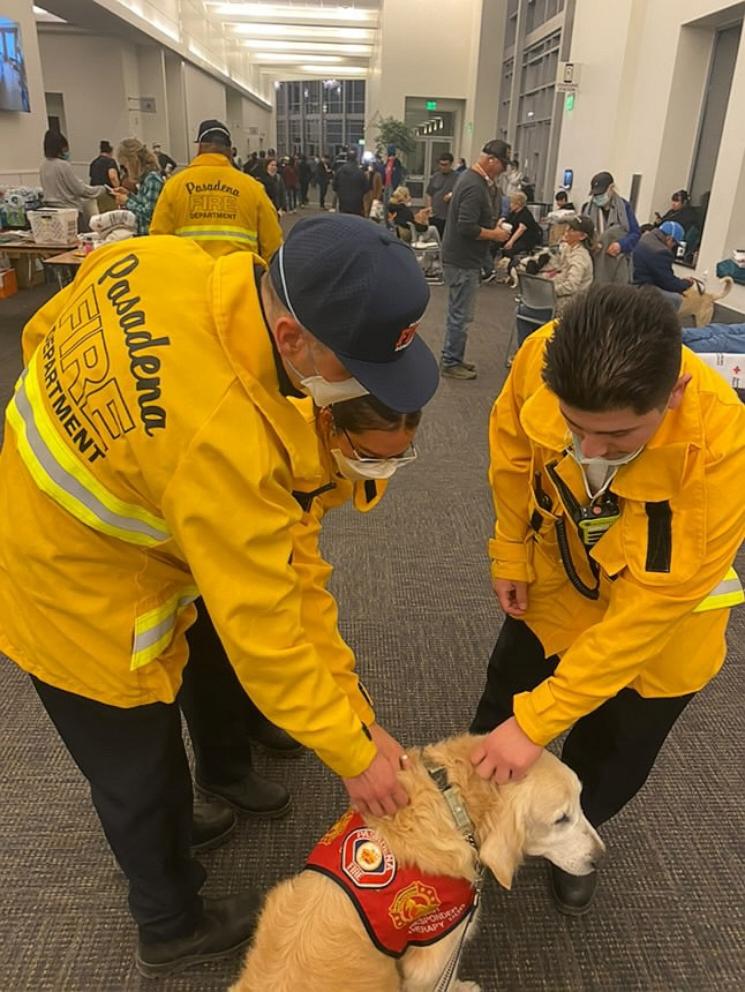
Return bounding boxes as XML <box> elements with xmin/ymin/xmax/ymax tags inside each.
<box><xmin>305</xmin><ymin>810</ymin><xmax>475</xmax><ymax>958</ymax></box>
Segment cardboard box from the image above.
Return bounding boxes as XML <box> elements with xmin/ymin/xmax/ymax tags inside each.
<box><xmin>0</xmin><ymin>268</ymin><xmax>18</xmax><ymax>299</ymax></box>
<box><xmin>13</xmin><ymin>255</ymin><xmax>45</xmax><ymax>290</ymax></box>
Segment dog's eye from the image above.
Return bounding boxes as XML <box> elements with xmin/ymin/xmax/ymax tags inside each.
<box><xmin>554</xmin><ymin>813</ymin><xmax>570</xmax><ymax>825</ymax></box>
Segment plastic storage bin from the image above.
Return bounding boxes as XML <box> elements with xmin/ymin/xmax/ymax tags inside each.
<box><xmin>27</xmin><ymin>208</ymin><xmax>78</xmax><ymax>246</ymax></box>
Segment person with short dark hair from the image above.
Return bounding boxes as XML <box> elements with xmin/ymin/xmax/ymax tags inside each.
<box><xmin>39</xmin><ymin>130</ymin><xmax>104</xmax><ymax>229</ymax></box>
<box><xmin>150</xmin><ymin>120</ymin><xmax>282</xmax><ymax>259</ymax></box>
<box><xmin>470</xmin><ymin>283</ymin><xmax>745</xmax><ymax>917</ymax></box>
<box><xmin>439</xmin><ymin>139</ymin><xmax>511</xmax><ymax>379</ymax></box>
<box><xmin>656</xmin><ymin>189</ymin><xmax>698</xmax><ymax>232</ymax></box>
<box><xmin>425</xmin><ymin>151</ymin><xmax>458</xmax><ymax>238</ymax></box>
<box><xmin>332</xmin><ymin>149</ymin><xmax>368</xmax><ymax>216</ymax></box>
<box><xmin>317</xmin><ymin>155</ymin><xmax>333</xmax><ymax>209</ymax></box>
<box><xmin>554</xmin><ymin>189</ymin><xmax>576</xmax><ymax>211</ymax></box>
<box><xmin>298</xmin><ymin>153</ymin><xmax>312</xmax><ymax>206</ymax></box>
<box><xmin>89</xmin><ymin>139</ymin><xmax>121</xmax><ymax>212</ymax></box>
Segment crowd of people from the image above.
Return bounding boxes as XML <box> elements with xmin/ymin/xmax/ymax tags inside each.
<box><xmin>10</xmin><ymin>116</ymin><xmax>743</xmax><ymax>985</ymax></box>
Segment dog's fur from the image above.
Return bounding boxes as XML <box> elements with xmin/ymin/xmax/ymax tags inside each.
<box><xmin>230</xmin><ymin>736</ymin><xmax>604</xmax><ymax>992</ymax></box>
<box><xmin>678</xmin><ymin>276</ymin><xmax>733</xmax><ymax>326</ymax></box>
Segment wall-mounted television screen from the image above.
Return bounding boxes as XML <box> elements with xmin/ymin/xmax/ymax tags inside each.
<box><xmin>0</xmin><ymin>17</ymin><xmax>30</xmax><ymax>112</ymax></box>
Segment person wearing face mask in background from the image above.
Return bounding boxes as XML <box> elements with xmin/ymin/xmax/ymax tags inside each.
<box><xmin>40</xmin><ymin>129</ymin><xmax>105</xmax><ymax>233</ymax></box>
<box><xmin>0</xmin><ymin>214</ymin><xmax>438</xmax><ymax>977</ymax></box>
<box><xmin>470</xmin><ymin>284</ymin><xmax>744</xmax><ymax>918</ymax></box>
<box><xmin>581</xmin><ymin>171</ymin><xmax>640</xmax><ymax>285</ymax></box>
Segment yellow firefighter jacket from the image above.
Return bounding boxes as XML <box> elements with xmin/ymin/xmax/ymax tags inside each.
<box><xmin>489</xmin><ymin>323</ymin><xmax>745</xmax><ymax>746</ymax></box>
<box><xmin>0</xmin><ymin>236</ymin><xmax>379</xmax><ymax>779</ymax></box>
<box><xmin>149</xmin><ymin>153</ymin><xmax>283</xmax><ymax>261</ymax></box>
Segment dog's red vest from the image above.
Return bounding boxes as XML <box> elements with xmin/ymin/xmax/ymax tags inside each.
<box><xmin>305</xmin><ymin>810</ymin><xmax>475</xmax><ymax>958</ymax></box>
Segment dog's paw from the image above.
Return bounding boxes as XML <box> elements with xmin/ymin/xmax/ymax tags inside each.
<box><xmin>453</xmin><ymin>982</ymin><xmax>481</xmax><ymax>992</ymax></box>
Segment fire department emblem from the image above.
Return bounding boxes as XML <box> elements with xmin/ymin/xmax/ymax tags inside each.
<box><xmin>341</xmin><ymin>828</ymin><xmax>397</xmax><ymax>888</ymax></box>
<box><xmin>319</xmin><ymin>810</ymin><xmax>355</xmax><ymax>847</ymax></box>
<box><xmin>388</xmin><ymin>881</ymin><xmax>441</xmax><ymax>929</ymax></box>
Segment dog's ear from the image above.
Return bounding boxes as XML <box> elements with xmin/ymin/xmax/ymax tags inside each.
<box><xmin>479</xmin><ymin>805</ymin><xmax>525</xmax><ymax>890</ymax></box>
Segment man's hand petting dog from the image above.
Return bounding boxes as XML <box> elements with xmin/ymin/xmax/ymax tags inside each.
<box><xmin>343</xmin><ymin>723</ymin><xmax>410</xmax><ymax>817</ymax></box>
<box><xmin>471</xmin><ymin>717</ymin><xmax>543</xmax><ymax>784</ymax></box>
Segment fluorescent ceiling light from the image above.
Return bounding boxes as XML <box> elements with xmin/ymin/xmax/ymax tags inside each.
<box><xmin>208</xmin><ymin>3</ymin><xmax>376</xmax><ymax>23</ymax></box>
<box><xmin>241</xmin><ymin>40</ymin><xmax>371</xmax><ymax>54</ymax></box>
<box><xmin>299</xmin><ymin>64</ymin><xmax>366</xmax><ymax>74</ymax></box>
<box><xmin>254</xmin><ymin>53</ymin><xmax>343</xmax><ymax>63</ymax></box>
<box><xmin>231</xmin><ymin>24</ymin><xmax>374</xmax><ymax>41</ymax></box>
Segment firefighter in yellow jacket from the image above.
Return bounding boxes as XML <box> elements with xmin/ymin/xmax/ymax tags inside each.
<box><xmin>149</xmin><ymin>118</ymin><xmax>282</xmax><ymax>260</ymax></box>
<box><xmin>0</xmin><ymin>215</ymin><xmax>438</xmax><ymax>975</ymax></box>
<box><xmin>470</xmin><ymin>284</ymin><xmax>745</xmax><ymax>915</ymax></box>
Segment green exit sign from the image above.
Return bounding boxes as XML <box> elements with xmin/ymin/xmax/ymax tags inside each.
<box><xmin>565</xmin><ymin>93</ymin><xmax>575</xmax><ymax>111</ymax></box>
<box><xmin>426</xmin><ymin>100</ymin><xmax>437</xmax><ymax>110</ymax></box>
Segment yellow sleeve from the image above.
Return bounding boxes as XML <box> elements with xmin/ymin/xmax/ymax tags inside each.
<box><xmin>256</xmin><ymin>188</ymin><xmax>283</xmax><ymax>262</ymax></box>
<box><xmin>487</xmin><ymin>332</ymin><xmax>548</xmax><ymax>583</ymax></box>
<box><xmin>291</xmin><ymin>494</ymin><xmax>375</xmax><ymax>726</ymax></box>
<box><xmin>514</xmin><ymin>401</ymin><xmax>745</xmax><ymax>744</ymax></box>
<box><xmin>162</xmin><ymin>383</ymin><xmax>376</xmax><ymax>778</ymax></box>
<box><xmin>21</xmin><ymin>281</ymin><xmax>77</xmax><ymax>366</ymax></box>
<box><xmin>149</xmin><ymin>181</ymin><xmax>173</xmax><ymax>236</ymax></box>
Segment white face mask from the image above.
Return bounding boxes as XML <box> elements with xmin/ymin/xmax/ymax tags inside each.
<box><xmin>286</xmin><ymin>356</ymin><xmax>369</xmax><ymax>407</ymax></box>
<box><xmin>593</xmin><ymin>192</ymin><xmax>610</xmax><ymax>207</ymax></box>
<box><xmin>571</xmin><ymin>434</ymin><xmax>643</xmax><ymax>468</ymax></box>
<box><xmin>330</xmin><ymin>446</ymin><xmax>416</xmax><ymax>482</ymax></box>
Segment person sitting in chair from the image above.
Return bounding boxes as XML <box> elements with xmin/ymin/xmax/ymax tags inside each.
<box><xmin>499</xmin><ymin>191</ymin><xmax>543</xmax><ymax>263</ymax></box>
<box><xmin>533</xmin><ymin>215</ymin><xmax>595</xmax><ymax>315</ymax></box>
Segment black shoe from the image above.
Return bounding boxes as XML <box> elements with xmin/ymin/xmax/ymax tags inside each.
<box><xmin>248</xmin><ymin>713</ymin><xmax>304</xmax><ymax>759</ymax></box>
<box><xmin>482</xmin><ymin>270</ymin><xmax>498</xmax><ymax>284</ymax></box>
<box><xmin>191</xmin><ymin>799</ymin><xmax>237</xmax><ymax>854</ymax></box>
<box><xmin>196</xmin><ymin>769</ymin><xmax>292</xmax><ymax>819</ymax></box>
<box><xmin>549</xmin><ymin>865</ymin><xmax>598</xmax><ymax>916</ymax></box>
<box><xmin>135</xmin><ymin>891</ymin><xmax>262</xmax><ymax>977</ymax></box>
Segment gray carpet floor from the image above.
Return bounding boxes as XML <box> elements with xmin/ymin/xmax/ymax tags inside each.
<box><xmin>0</xmin><ymin>225</ymin><xmax>743</xmax><ymax>991</ymax></box>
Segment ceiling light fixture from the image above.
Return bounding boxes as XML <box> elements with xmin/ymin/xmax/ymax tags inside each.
<box><xmin>207</xmin><ymin>3</ymin><xmax>376</xmax><ymax>24</ymax></box>
<box><xmin>240</xmin><ymin>40</ymin><xmax>371</xmax><ymax>54</ymax></box>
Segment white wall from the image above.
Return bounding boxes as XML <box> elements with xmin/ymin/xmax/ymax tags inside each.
<box><xmin>366</xmin><ymin>0</ymin><xmax>499</xmax><ymax>161</ymax></box>
<box><xmin>555</xmin><ymin>0</ymin><xmax>745</xmax><ymax>313</ymax></box>
<box><xmin>37</xmin><ymin>29</ymin><xmax>131</xmax><ymax>176</ymax></box>
<box><xmin>136</xmin><ymin>46</ymin><xmax>168</xmax><ymax>148</ymax></box>
<box><xmin>183</xmin><ymin>61</ymin><xmax>226</xmax><ymax>155</ymax></box>
<box><xmin>0</xmin><ymin>0</ymin><xmax>48</xmax><ymax>186</ymax></box>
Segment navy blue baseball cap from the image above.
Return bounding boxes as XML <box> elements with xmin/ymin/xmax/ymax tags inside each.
<box><xmin>269</xmin><ymin>214</ymin><xmax>438</xmax><ymax>412</ymax></box>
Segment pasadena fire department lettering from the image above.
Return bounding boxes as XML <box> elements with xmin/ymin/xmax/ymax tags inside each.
<box><xmin>97</xmin><ymin>254</ymin><xmax>170</xmax><ymax>436</ymax></box>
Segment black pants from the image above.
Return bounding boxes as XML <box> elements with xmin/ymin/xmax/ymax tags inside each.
<box><xmin>470</xmin><ymin>617</ymin><xmax>694</xmax><ymax>827</ymax></box>
<box><xmin>31</xmin><ymin>676</ymin><xmax>205</xmax><ymax>941</ymax></box>
<box><xmin>319</xmin><ymin>183</ymin><xmax>328</xmax><ymax>208</ymax></box>
<box><xmin>30</xmin><ymin>599</ymin><xmax>260</xmax><ymax>940</ymax></box>
<box><xmin>179</xmin><ymin>597</ymin><xmax>258</xmax><ymax>787</ymax></box>
<box><xmin>300</xmin><ymin>179</ymin><xmax>310</xmax><ymax>204</ymax></box>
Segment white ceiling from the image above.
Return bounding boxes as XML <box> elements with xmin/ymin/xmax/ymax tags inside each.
<box><xmin>205</xmin><ymin>1</ymin><xmax>381</xmax><ymax>78</ymax></box>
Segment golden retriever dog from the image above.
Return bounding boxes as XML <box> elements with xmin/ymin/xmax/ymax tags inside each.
<box><xmin>678</xmin><ymin>275</ymin><xmax>733</xmax><ymax>326</ymax></box>
<box><xmin>229</xmin><ymin>735</ymin><xmax>604</xmax><ymax>992</ymax></box>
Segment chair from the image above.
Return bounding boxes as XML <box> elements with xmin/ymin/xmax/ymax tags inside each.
<box><xmin>408</xmin><ymin>222</ymin><xmax>443</xmax><ymax>285</ymax></box>
<box><xmin>505</xmin><ymin>273</ymin><xmax>557</xmax><ymax>368</ymax></box>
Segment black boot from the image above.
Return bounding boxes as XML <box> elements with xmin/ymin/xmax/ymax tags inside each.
<box><xmin>549</xmin><ymin>865</ymin><xmax>598</xmax><ymax>916</ymax></box>
<box><xmin>196</xmin><ymin>768</ymin><xmax>292</xmax><ymax>819</ymax></box>
<box><xmin>135</xmin><ymin>891</ymin><xmax>262</xmax><ymax>977</ymax></box>
<box><xmin>247</xmin><ymin>709</ymin><xmax>304</xmax><ymax>758</ymax></box>
<box><xmin>191</xmin><ymin>798</ymin><xmax>237</xmax><ymax>854</ymax></box>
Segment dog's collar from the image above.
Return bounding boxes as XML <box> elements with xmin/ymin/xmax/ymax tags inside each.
<box><xmin>423</xmin><ymin>760</ymin><xmax>484</xmax><ymax>890</ymax></box>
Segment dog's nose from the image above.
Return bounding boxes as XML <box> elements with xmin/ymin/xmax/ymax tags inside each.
<box><xmin>590</xmin><ymin>846</ymin><xmax>607</xmax><ymax>870</ymax></box>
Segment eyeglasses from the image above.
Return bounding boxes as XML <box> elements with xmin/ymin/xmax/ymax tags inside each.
<box><xmin>343</xmin><ymin>429</ymin><xmax>418</xmax><ymax>465</ymax></box>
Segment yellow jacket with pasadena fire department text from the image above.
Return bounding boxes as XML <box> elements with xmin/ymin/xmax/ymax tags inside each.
<box><xmin>0</xmin><ymin>236</ymin><xmax>382</xmax><ymax>779</ymax></box>
<box><xmin>149</xmin><ymin>153</ymin><xmax>283</xmax><ymax>261</ymax></box>
<box><xmin>489</xmin><ymin>323</ymin><xmax>745</xmax><ymax>746</ymax></box>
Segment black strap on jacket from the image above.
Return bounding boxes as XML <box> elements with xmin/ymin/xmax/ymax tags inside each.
<box><xmin>644</xmin><ymin>501</ymin><xmax>672</xmax><ymax>573</ymax></box>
